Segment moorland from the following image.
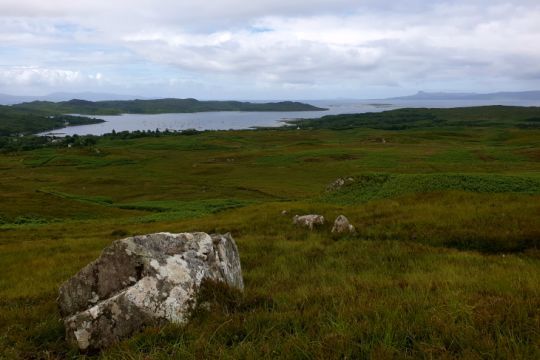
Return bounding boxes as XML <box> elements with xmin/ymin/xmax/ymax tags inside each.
<box><xmin>0</xmin><ymin>105</ymin><xmax>539</xmax><ymax>359</ymax></box>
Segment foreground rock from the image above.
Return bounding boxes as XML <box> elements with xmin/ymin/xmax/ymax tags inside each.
<box><xmin>293</xmin><ymin>214</ymin><xmax>325</xmax><ymax>230</ymax></box>
<box><xmin>332</xmin><ymin>215</ymin><xmax>356</xmax><ymax>234</ymax></box>
<box><xmin>58</xmin><ymin>232</ymin><xmax>243</xmax><ymax>351</ymax></box>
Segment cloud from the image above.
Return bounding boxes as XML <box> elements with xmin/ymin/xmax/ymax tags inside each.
<box><xmin>120</xmin><ymin>4</ymin><xmax>540</xmax><ymax>87</ymax></box>
<box><xmin>0</xmin><ymin>0</ymin><xmax>539</xmax><ymax>97</ymax></box>
<box><xmin>0</xmin><ymin>66</ymin><xmax>104</xmax><ymax>86</ymax></box>
<box><xmin>123</xmin><ymin>28</ymin><xmax>383</xmax><ymax>84</ymax></box>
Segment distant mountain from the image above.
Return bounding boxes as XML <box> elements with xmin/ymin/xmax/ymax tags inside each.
<box><xmin>43</xmin><ymin>92</ymin><xmax>147</xmax><ymax>102</ymax></box>
<box><xmin>389</xmin><ymin>90</ymin><xmax>540</xmax><ymax>101</ymax></box>
<box><xmin>10</xmin><ymin>98</ymin><xmax>327</xmax><ymax>115</ymax></box>
<box><xmin>0</xmin><ymin>93</ymin><xmax>36</xmax><ymax>105</ymax></box>
<box><xmin>0</xmin><ymin>92</ymin><xmax>145</xmax><ymax>105</ymax></box>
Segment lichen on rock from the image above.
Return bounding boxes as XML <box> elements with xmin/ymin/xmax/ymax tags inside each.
<box><xmin>58</xmin><ymin>232</ymin><xmax>243</xmax><ymax>350</ymax></box>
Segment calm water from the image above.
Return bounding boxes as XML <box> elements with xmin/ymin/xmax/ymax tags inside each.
<box><xmin>41</xmin><ymin>99</ymin><xmax>540</xmax><ymax>136</ymax></box>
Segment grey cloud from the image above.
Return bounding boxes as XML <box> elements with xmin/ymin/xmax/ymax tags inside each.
<box><xmin>1</xmin><ymin>0</ymin><xmax>539</xmax><ymax>97</ymax></box>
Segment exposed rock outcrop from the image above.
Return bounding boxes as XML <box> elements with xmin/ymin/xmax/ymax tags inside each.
<box><xmin>58</xmin><ymin>232</ymin><xmax>243</xmax><ymax>351</ymax></box>
<box><xmin>293</xmin><ymin>214</ymin><xmax>325</xmax><ymax>230</ymax></box>
<box><xmin>332</xmin><ymin>215</ymin><xmax>356</xmax><ymax>234</ymax></box>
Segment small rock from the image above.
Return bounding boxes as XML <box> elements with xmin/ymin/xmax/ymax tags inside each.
<box><xmin>281</xmin><ymin>210</ymin><xmax>288</xmax><ymax>215</ymax></box>
<box><xmin>58</xmin><ymin>232</ymin><xmax>243</xmax><ymax>350</ymax></box>
<box><xmin>293</xmin><ymin>214</ymin><xmax>325</xmax><ymax>230</ymax></box>
<box><xmin>326</xmin><ymin>177</ymin><xmax>355</xmax><ymax>192</ymax></box>
<box><xmin>332</xmin><ymin>215</ymin><xmax>356</xmax><ymax>234</ymax></box>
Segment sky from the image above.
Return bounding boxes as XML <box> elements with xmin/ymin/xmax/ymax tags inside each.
<box><xmin>0</xmin><ymin>0</ymin><xmax>539</xmax><ymax>99</ymax></box>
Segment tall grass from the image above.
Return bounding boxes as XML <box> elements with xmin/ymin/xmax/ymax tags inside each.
<box><xmin>1</xmin><ymin>111</ymin><xmax>539</xmax><ymax>358</ymax></box>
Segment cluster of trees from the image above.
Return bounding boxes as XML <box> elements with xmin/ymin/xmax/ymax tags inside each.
<box><xmin>0</xmin><ymin>129</ymin><xmax>201</xmax><ymax>153</ymax></box>
<box><xmin>0</xmin><ymin>134</ymin><xmax>98</xmax><ymax>152</ymax></box>
<box><xmin>104</xmin><ymin>128</ymin><xmax>200</xmax><ymax>139</ymax></box>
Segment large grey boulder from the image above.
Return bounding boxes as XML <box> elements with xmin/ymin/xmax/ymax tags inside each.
<box><xmin>331</xmin><ymin>215</ymin><xmax>356</xmax><ymax>234</ymax></box>
<box><xmin>58</xmin><ymin>232</ymin><xmax>243</xmax><ymax>350</ymax></box>
<box><xmin>293</xmin><ymin>214</ymin><xmax>325</xmax><ymax>230</ymax></box>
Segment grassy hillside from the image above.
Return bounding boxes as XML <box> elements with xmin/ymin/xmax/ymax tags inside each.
<box><xmin>0</xmin><ymin>107</ymin><xmax>539</xmax><ymax>358</ymax></box>
<box><xmin>11</xmin><ymin>98</ymin><xmax>326</xmax><ymax>115</ymax></box>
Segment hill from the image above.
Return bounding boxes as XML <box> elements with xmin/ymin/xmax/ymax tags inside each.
<box><xmin>10</xmin><ymin>98</ymin><xmax>326</xmax><ymax>115</ymax></box>
<box><xmin>288</xmin><ymin>105</ymin><xmax>540</xmax><ymax>130</ymax></box>
<box><xmin>0</xmin><ymin>105</ymin><xmax>103</xmax><ymax>136</ymax></box>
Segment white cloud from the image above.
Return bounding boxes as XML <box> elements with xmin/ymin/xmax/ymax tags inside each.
<box><xmin>0</xmin><ymin>66</ymin><xmax>104</xmax><ymax>86</ymax></box>
<box><xmin>0</xmin><ymin>0</ymin><xmax>539</xmax><ymax>97</ymax></box>
<box><xmin>119</xmin><ymin>4</ymin><xmax>540</xmax><ymax>87</ymax></box>
<box><xmin>123</xmin><ymin>28</ymin><xmax>383</xmax><ymax>82</ymax></box>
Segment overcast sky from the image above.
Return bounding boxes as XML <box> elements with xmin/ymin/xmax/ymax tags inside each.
<box><xmin>1</xmin><ymin>0</ymin><xmax>539</xmax><ymax>99</ymax></box>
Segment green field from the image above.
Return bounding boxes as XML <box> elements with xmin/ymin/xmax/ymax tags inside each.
<box><xmin>1</xmin><ymin>106</ymin><xmax>539</xmax><ymax>358</ymax></box>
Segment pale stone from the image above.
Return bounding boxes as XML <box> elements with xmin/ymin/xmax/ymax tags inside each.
<box><xmin>293</xmin><ymin>214</ymin><xmax>325</xmax><ymax>230</ymax></box>
<box><xmin>331</xmin><ymin>215</ymin><xmax>356</xmax><ymax>234</ymax></box>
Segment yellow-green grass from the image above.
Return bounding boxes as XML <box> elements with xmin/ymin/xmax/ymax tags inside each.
<box><xmin>1</xmin><ymin>201</ymin><xmax>539</xmax><ymax>359</ymax></box>
<box><xmin>1</xmin><ymin>123</ymin><xmax>539</xmax><ymax>358</ymax></box>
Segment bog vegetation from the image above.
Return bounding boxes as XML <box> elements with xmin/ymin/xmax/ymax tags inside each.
<box><xmin>0</xmin><ymin>106</ymin><xmax>539</xmax><ymax>359</ymax></box>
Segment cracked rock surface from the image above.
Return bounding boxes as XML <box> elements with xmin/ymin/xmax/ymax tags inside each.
<box><xmin>58</xmin><ymin>232</ymin><xmax>243</xmax><ymax>350</ymax></box>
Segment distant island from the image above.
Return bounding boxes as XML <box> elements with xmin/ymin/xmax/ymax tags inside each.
<box><xmin>10</xmin><ymin>98</ymin><xmax>327</xmax><ymax>116</ymax></box>
<box><xmin>388</xmin><ymin>90</ymin><xmax>540</xmax><ymax>101</ymax></box>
